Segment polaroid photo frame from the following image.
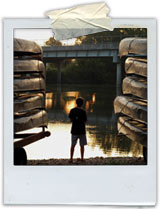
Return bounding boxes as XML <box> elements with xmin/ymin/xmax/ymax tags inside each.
<box><xmin>3</xmin><ymin>18</ymin><xmax>157</xmax><ymax>205</ymax></box>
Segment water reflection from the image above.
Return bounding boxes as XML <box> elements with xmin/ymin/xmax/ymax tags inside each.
<box><xmin>87</xmin><ymin>126</ymin><xmax>142</xmax><ymax>157</ymax></box>
<box><xmin>44</xmin><ymin>84</ymin><xmax>143</xmax><ymax>158</ymax></box>
<box><xmin>45</xmin><ymin>92</ymin><xmax>53</xmax><ymax>109</ymax></box>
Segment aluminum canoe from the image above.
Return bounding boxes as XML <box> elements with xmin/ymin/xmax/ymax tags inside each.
<box><xmin>14</xmin><ymin>38</ymin><xmax>42</xmax><ymax>54</ymax></box>
<box><xmin>118</xmin><ymin>116</ymin><xmax>147</xmax><ymax>147</ymax></box>
<box><xmin>114</xmin><ymin>96</ymin><xmax>147</xmax><ymax>124</ymax></box>
<box><xmin>14</xmin><ymin>110</ymin><xmax>48</xmax><ymax>133</ymax></box>
<box><xmin>14</xmin><ymin>93</ymin><xmax>45</xmax><ymax>113</ymax></box>
<box><xmin>14</xmin><ymin>60</ymin><xmax>45</xmax><ymax>76</ymax></box>
<box><xmin>125</xmin><ymin>57</ymin><xmax>147</xmax><ymax>77</ymax></box>
<box><xmin>14</xmin><ymin>77</ymin><xmax>45</xmax><ymax>92</ymax></box>
<box><xmin>122</xmin><ymin>76</ymin><xmax>147</xmax><ymax>99</ymax></box>
<box><xmin>119</xmin><ymin>38</ymin><xmax>147</xmax><ymax>58</ymax></box>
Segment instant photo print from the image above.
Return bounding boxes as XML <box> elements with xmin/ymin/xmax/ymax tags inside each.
<box><xmin>3</xmin><ymin>10</ymin><xmax>156</xmax><ymax>206</ymax></box>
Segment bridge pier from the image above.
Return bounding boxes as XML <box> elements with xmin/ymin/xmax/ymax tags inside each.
<box><xmin>116</xmin><ymin>63</ymin><xmax>122</xmax><ymax>96</ymax></box>
<box><xmin>57</xmin><ymin>61</ymin><xmax>63</xmax><ymax>85</ymax></box>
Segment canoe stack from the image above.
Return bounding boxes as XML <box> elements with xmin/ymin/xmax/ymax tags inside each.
<box><xmin>14</xmin><ymin>38</ymin><xmax>48</xmax><ymax>133</ymax></box>
<box><xmin>114</xmin><ymin>38</ymin><xmax>147</xmax><ymax>148</ymax></box>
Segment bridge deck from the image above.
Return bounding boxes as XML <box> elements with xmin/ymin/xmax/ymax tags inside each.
<box><xmin>42</xmin><ymin>42</ymin><xmax>120</xmax><ymax>61</ymax></box>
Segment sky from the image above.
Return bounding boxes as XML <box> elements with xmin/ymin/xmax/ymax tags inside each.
<box><xmin>14</xmin><ymin>28</ymin><xmax>76</xmax><ymax>46</ymax></box>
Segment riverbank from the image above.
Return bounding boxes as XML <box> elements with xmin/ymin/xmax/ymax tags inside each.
<box><xmin>27</xmin><ymin>157</ymin><xmax>146</xmax><ymax>165</ymax></box>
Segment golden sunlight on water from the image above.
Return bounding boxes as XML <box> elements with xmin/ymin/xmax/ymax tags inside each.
<box><xmin>23</xmin><ymin>86</ymin><xmax>143</xmax><ymax>160</ymax></box>
<box><xmin>45</xmin><ymin>93</ymin><xmax>53</xmax><ymax>109</ymax></box>
<box><xmin>92</xmin><ymin>93</ymin><xmax>96</xmax><ymax>103</ymax></box>
<box><xmin>64</xmin><ymin>100</ymin><xmax>76</xmax><ymax>115</ymax></box>
<box><xmin>25</xmin><ymin>123</ymin><xmax>107</xmax><ymax>160</ymax></box>
<box><xmin>24</xmin><ymin>123</ymin><xmax>143</xmax><ymax>160</ymax></box>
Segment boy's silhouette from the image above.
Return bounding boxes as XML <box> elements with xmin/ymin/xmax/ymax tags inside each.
<box><xmin>69</xmin><ymin>97</ymin><xmax>87</xmax><ymax>163</ymax></box>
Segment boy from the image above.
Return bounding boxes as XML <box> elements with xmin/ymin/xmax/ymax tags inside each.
<box><xmin>69</xmin><ymin>97</ymin><xmax>87</xmax><ymax>163</ymax></box>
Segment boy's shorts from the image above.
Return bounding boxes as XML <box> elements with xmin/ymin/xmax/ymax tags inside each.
<box><xmin>71</xmin><ymin>134</ymin><xmax>87</xmax><ymax>146</ymax></box>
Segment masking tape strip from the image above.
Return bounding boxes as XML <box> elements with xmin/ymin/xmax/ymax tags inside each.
<box><xmin>46</xmin><ymin>2</ymin><xmax>113</xmax><ymax>40</ymax></box>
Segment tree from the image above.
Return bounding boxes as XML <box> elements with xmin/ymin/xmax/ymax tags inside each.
<box><xmin>75</xmin><ymin>28</ymin><xmax>147</xmax><ymax>45</ymax></box>
<box><xmin>45</xmin><ymin>37</ymin><xmax>62</xmax><ymax>46</ymax></box>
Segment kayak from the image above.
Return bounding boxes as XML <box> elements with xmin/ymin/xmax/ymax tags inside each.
<box><xmin>114</xmin><ymin>96</ymin><xmax>147</xmax><ymax>123</ymax></box>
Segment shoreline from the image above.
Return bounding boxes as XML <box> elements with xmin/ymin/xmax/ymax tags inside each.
<box><xmin>27</xmin><ymin>156</ymin><xmax>146</xmax><ymax>165</ymax></box>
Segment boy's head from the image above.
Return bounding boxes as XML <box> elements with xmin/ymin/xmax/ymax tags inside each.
<box><xmin>76</xmin><ymin>97</ymin><xmax>84</xmax><ymax>107</ymax></box>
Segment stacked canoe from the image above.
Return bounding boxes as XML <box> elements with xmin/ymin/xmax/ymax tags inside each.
<box><xmin>14</xmin><ymin>38</ymin><xmax>48</xmax><ymax>133</ymax></box>
<box><xmin>114</xmin><ymin>38</ymin><xmax>147</xmax><ymax>148</ymax></box>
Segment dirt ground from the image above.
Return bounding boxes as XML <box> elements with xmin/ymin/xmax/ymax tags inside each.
<box><xmin>27</xmin><ymin>157</ymin><xmax>146</xmax><ymax>165</ymax></box>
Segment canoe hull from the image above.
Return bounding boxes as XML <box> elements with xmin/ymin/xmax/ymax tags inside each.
<box><xmin>14</xmin><ymin>60</ymin><xmax>45</xmax><ymax>76</ymax></box>
<box><xmin>119</xmin><ymin>38</ymin><xmax>147</xmax><ymax>58</ymax></box>
<box><xmin>14</xmin><ymin>77</ymin><xmax>45</xmax><ymax>92</ymax></box>
<box><xmin>14</xmin><ymin>94</ymin><xmax>45</xmax><ymax>113</ymax></box>
<box><xmin>122</xmin><ymin>76</ymin><xmax>147</xmax><ymax>99</ymax></box>
<box><xmin>118</xmin><ymin>116</ymin><xmax>147</xmax><ymax>147</ymax></box>
<box><xmin>114</xmin><ymin>96</ymin><xmax>147</xmax><ymax>123</ymax></box>
<box><xmin>125</xmin><ymin>57</ymin><xmax>147</xmax><ymax>77</ymax></box>
<box><xmin>14</xmin><ymin>110</ymin><xmax>48</xmax><ymax>133</ymax></box>
<box><xmin>14</xmin><ymin>38</ymin><xmax>42</xmax><ymax>54</ymax></box>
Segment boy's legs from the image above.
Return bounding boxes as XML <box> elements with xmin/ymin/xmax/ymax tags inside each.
<box><xmin>80</xmin><ymin>145</ymin><xmax>84</xmax><ymax>161</ymax></box>
<box><xmin>70</xmin><ymin>135</ymin><xmax>78</xmax><ymax>162</ymax></box>
<box><xmin>79</xmin><ymin>135</ymin><xmax>87</xmax><ymax>161</ymax></box>
<box><xmin>70</xmin><ymin>145</ymin><xmax>75</xmax><ymax>162</ymax></box>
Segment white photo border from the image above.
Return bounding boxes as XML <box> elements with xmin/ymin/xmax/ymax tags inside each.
<box><xmin>3</xmin><ymin>18</ymin><xmax>157</xmax><ymax>205</ymax></box>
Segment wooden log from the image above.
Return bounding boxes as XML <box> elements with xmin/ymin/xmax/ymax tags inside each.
<box><xmin>125</xmin><ymin>57</ymin><xmax>147</xmax><ymax>77</ymax></box>
<box><xmin>14</xmin><ymin>110</ymin><xmax>48</xmax><ymax>133</ymax></box>
<box><xmin>118</xmin><ymin>116</ymin><xmax>147</xmax><ymax>147</ymax></box>
<box><xmin>122</xmin><ymin>76</ymin><xmax>147</xmax><ymax>99</ymax></box>
<box><xmin>14</xmin><ymin>38</ymin><xmax>42</xmax><ymax>54</ymax></box>
<box><xmin>119</xmin><ymin>38</ymin><xmax>147</xmax><ymax>58</ymax></box>
<box><xmin>14</xmin><ymin>93</ymin><xmax>45</xmax><ymax>113</ymax></box>
<box><xmin>14</xmin><ymin>77</ymin><xmax>45</xmax><ymax>92</ymax></box>
<box><xmin>114</xmin><ymin>96</ymin><xmax>147</xmax><ymax>123</ymax></box>
<box><xmin>14</xmin><ymin>131</ymin><xmax>51</xmax><ymax>148</ymax></box>
<box><xmin>14</xmin><ymin>60</ymin><xmax>45</xmax><ymax>76</ymax></box>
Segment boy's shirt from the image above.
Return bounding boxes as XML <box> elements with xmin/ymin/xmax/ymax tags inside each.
<box><xmin>69</xmin><ymin>107</ymin><xmax>87</xmax><ymax>135</ymax></box>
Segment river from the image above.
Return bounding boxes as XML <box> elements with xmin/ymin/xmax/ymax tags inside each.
<box><xmin>25</xmin><ymin>84</ymin><xmax>143</xmax><ymax>159</ymax></box>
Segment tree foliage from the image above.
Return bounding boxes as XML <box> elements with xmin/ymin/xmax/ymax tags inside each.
<box><xmin>75</xmin><ymin>28</ymin><xmax>147</xmax><ymax>45</ymax></box>
<box><xmin>45</xmin><ymin>37</ymin><xmax>62</xmax><ymax>46</ymax></box>
<box><xmin>46</xmin><ymin>28</ymin><xmax>147</xmax><ymax>85</ymax></box>
<box><xmin>46</xmin><ymin>58</ymin><xmax>116</xmax><ymax>85</ymax></box>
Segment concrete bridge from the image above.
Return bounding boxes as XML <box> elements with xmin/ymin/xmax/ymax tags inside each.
<box><xmin>42</xmin><ymin>41</ymin><xmax>121</xmax><ymax>95</ymax></box>
<box><xmin>42</xmin><ymin>42</ymin><xmax>120</xmax><ymax>62</ymax></box>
